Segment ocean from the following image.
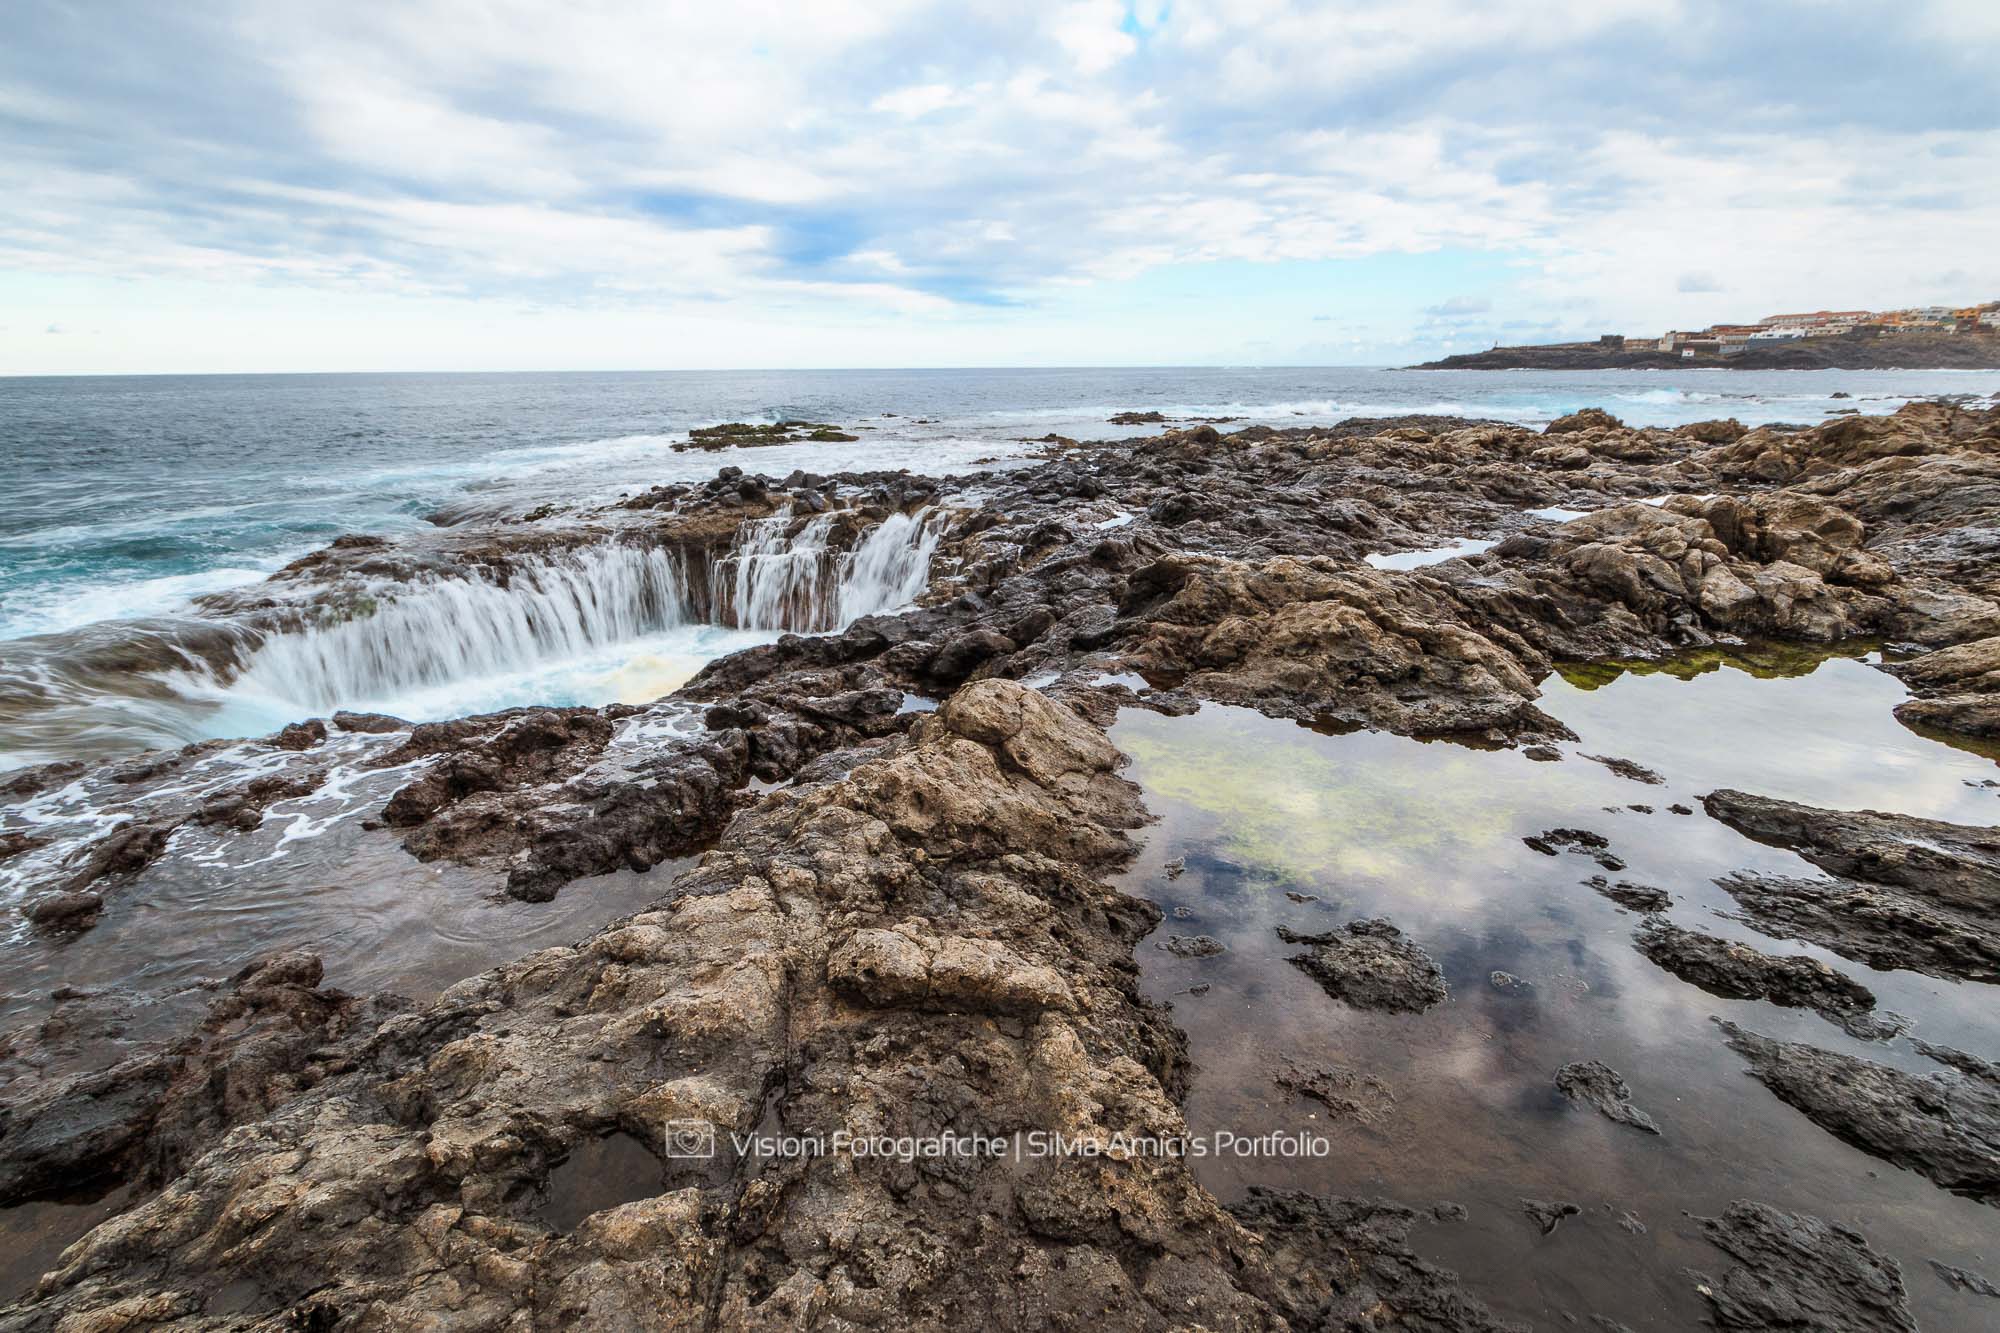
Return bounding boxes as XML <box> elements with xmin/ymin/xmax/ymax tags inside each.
<box><xmin>2</xmin><ymin>364</ymin><xmax>1994</xmax><ymax>769</ymax></box>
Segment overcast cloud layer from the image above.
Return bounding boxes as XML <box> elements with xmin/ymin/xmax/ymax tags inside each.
<box><xmin>3</xmin><ymin>0</ymin><xmax>1996</xmax><ymax>372</ymax></box>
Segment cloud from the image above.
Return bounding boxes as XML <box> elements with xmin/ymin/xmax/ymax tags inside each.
<box><xmin>0</xmin><ymin>0</ymin><xmax>1996</xmax><ymax>369</ymax></box>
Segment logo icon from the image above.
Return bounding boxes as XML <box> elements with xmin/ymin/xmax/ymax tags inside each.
<box><xmin>663</xmin><ymin>1119</ymin><xmax>717</xmax><ymax>1158</ymax></box>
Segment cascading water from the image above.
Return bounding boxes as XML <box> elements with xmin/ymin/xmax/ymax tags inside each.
<box><xmin>215</xmin><ymin>542</ymin><xmax>700</xmax><ymax>714</ymax></box>
<box><xmin>839</xmin><ymin>509</ymin><xmax>947</xmax><ymax>627</ymax></box>
<box><xmin>171</xmin><ymin>508</ymin><xmax>948</xmax><ymax>733</ymax></box>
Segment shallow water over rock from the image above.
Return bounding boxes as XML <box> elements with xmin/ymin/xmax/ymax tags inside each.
<box><xmin>1112</xmin><ymin>647</ymin><xmax>2000</xmax><ymax>1332</ymax></box>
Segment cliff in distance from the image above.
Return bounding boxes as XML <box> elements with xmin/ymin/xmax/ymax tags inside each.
<box><xmin>1413</xmin><ymin>330</ymin><xmax>2000</xmax><ymax>370</ymax></box>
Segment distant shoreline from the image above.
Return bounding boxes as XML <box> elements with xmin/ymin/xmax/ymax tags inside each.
<box><xmin>1410</xmin><ymin>330</ymin><xmax>2000</xmax><ymax>371</ymax></box>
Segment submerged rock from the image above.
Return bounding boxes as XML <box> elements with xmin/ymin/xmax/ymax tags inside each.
<box><xmin>1929</xmin><ymin>1259</ymin><xmax>2000</xmax><ymax>1299</ymax></box>
<box><xmin>1554</xmin><ymin>1060</ymin><xmax>1661</xmax><ymax>1135</ymax></box>
<box><xmin>1693</xmin><ymin>1200</ymin><xmax>1916</xmax><ymax>1332</ymax></box>
<box><xmin>1580</xmin><ymin>753</ymin><xmax>1664</xmax><ymax>784</ymax></box>
<box><xmin>1717</xmin><ymin>1021</ymin><xmax>2000</xmax><ymax>1204</ymax></box>
<box><xmin>1230</xmin><ymin>1189</ymin><xmax>1524</xmax><ymax>1331</ymax></box>
<box><xmin>1277</xmin><ymin>919</ymin><xmax>1449</xmax><ymax>1014</ymax></box>
<box><xmin>1274</xmin><ymin>1061</ymin><xmax>1395</xmax><ymax>1126</ymax></box>
<box><xmin>1159</xmin><ymin>933</ymin><xmax>1224</xmax><ymax>958</ymax></box>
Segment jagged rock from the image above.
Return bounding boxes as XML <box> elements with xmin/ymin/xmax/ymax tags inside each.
<box><xmin>1277</xmin><ymin>919</ymin><xmax>1448</xmax><ymax>1013</ymax></box>
<box><xmin>0</xmin><ymin>679</ymin><xmax>1510</xmax><ymax>1329</ymax></box>
<box><xmin>1229</xmin><ymin>1190</ymin><xmax>1523</xmax><ymax>1331</ymax></box>
<box><xmin>1580</xmin><ymin>753</ymin><xmax>1663</xmax><ymax>784</ymax></box>
<box><xmin>1705</xmin><ymin>790</ymin><xmax>2000</xmax><ymax>982</ymax></box>
<box><xmin>1524</xmin><ymin>827</ymin><xmax>1625</xmax><ymax>871</ymax></box>
<box><xmin>1717</xmin><ymin>1021</ymin><xmax>2000</xmax><ymax>1204</ymax></box>
<box><xmin>1692</xmin><ymin>1200</ymin><xmax>1916</xmax><ymax>1332</ymax></box>
<box><xmin>0</xmin><ymin>952</ymin><xmax>404</xmax><ymax>1208</ymax></box>
<box><xmin>1554</xmin><ymin>1060</ymin><xmax>1660</xmax><ymax>1135</ymax></box>
<box><xmin>1633</xmin><ymin>919</ymin><xmax>1891</xmax><ymax>1038</ymax></box>
<box><xmin>1582</xmin><ymin>875</ymin><xmax>1669</xmax><ymax>912</ymax></box>
<box><xmin>1929</xmin><ymin>1259</ymin><xmax>2000</xmax><ymax>1298</ymax></box>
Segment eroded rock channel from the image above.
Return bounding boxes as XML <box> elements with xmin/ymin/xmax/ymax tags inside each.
<box><xmin>4</xmin><ymin>402</ymin><xmax>2000</xmax><ymax>1329</ymax></box>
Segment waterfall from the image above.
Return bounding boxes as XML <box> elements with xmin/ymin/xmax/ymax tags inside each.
<box><xmin>725</xmin><ymin>513</ymin><xmax>840</xmax><ymax>631</ymax></box>
<box><xmin>196</xmin><ymin>509</ymin><xmax>944</xmax><ymax>718</ymax></box>
<box><xmin>839</xmin><ymin>509</ymin><xmax>945</xmax><ymax>627</ymax></box>
<box><xmin>220</xmin><ymin>542</ymin><xmax>698</xmax><ymax>711</ymax></box>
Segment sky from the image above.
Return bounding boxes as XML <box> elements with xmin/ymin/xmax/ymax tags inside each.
<box><xmin>2</xmin><ymin>0</ymin><xmax>1997</xmax><ymax>374</ymax></box>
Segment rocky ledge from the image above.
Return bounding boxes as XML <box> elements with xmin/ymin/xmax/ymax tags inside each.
<box><xmin>5</xmin><ymin>399</ymin><xmax>2000</xmax><ymax>1328</ymax></box>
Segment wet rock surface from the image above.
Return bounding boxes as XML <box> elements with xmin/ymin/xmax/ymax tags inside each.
<box><xmin>0</xmin><ymin>681</ymin><xmax>1504</xmax><ymax>1329</ymax></box>
<box><xmin>1276</xmin><ymin>919</ymin><xmax>1450</xmax><ymax>1014</ymax></box>
<box><xmin>1693</xmin><ymin>1199</ymin><xmax>1918</xmax><ymax>1332</ymax></box>
<box><xmin>6</xmin><ymin>401</ymin><xmax>2000</xmax><ymax>1327</ymax></box>
<box><xmin>1633</xmin><ymin>918</ymin><xmax>1893</xmax><ymax>1038</ymax></box>
<box><xmin>1706</xmin><ymin>789</ymin><xmax>2000</xmax><ymax>981</ymax></box>
<box><xmin>0</xmin><ymin>953</ymin><xmax>404</xmax><ymax>1208</ymax></box>
<box><xmin>1554</xmin><ymin>1060</ymin><xmax>1661</xmax><ymax>1135</ymax></box>
<box><xmin>1718</xmin><ymin>1021</ymin><xmax>2000</xmax><ymax>1205</ymax></box>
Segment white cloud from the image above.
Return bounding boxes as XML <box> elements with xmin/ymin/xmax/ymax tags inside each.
<box><xmin>0</xmin><ymin>0</ymin><xmax>1995</xmax><ymax>370</ymax></box>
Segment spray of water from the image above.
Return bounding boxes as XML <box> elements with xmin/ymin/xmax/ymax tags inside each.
<box><xmin>203</xmin><ymin>509</ymin><xmax>946</xmax><ymax>717</ymax></box>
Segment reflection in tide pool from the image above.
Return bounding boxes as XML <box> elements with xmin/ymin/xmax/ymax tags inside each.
<box><xmin>1111</xmin><ymin>648</ymin><xmax>2000</xmax><ymax>1333</ymax></box>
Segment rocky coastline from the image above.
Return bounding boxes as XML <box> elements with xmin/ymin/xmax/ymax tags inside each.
<box><xmin>4</xmin><ymin>399</ymin><xmax>2000</xmax><ymax>1329</ymax></box>
<box><xmin>1411</xmin><ymin>331</ymin><xmax>2000</xmax><ymax>370</ymax></box>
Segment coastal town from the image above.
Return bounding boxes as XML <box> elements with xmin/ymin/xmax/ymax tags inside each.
<box><xmin>1626</xmin><ymin>300</ymin><xmax>2000</xmax><ymax>357</ymax></box>
<box><xmin>1419</xmin><ymin>298</ymin><xmax>2000</xmax><ymax>370</ymax></box>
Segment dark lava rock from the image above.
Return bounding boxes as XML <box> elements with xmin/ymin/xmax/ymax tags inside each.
<box><xmin>1524</xmin><ymin>827</ymin><xmax>1625</xmax><ymax>871</ymax></box>
<box><xmin>1160</xmin><ymin>934</ymin><xmax>1224</xmax><ymax>958</ymax></box>
<box><xmin>1717</xmin><ymin>1021</ymin><xmax>2000</xmax><ymax>1204</ymax></box>
<box><xmin>1715</xmin><ymin>869</ymin><xmax>2000</xmax><ymax>983</ymax></box>
<box><xmin>1582</xmin><ymin>875</ymin><xmax>1670</xmax><ymax>912</ymax></box>
<box><xmin>1910</xmin><ymin>1039</ymin><xmax>2000</xmax><ymax>1085</ymax></box>
<box><xmin>1519</xmin><ymin>1197</ymin><xmax>1581</xmax><ymax>1234</ymax></box>
<box><xmin>1108</xmin><ymin>410</ymin><xmax>1169</xmax><ymax>425</ymax></box>
<box><xmin>58</xmin><ymin>819</ymin><xmax>175</xmax><ymax>895</ymax></box>
<box><xmin>1929</xmin><ymin>1259</ymin><xmax>2000</xmax><ymax>1298</ymax></box>
<box><xmin>1692</xmin><ymin>1200</ymin><xmax>1916</xmax><ymax>1332</ymax></box>
<box><xmin>1232</xmin><ymin>1189</ymin><xmax>1525</xmax><ymax>1331</ymax></box>
<box><xmin>1554</xmin><ymin>1060</ymin><xmax>1661</xmax><ymax>1135</ymax></box>
<box><xmin>1277</xmin><ymin>919</ymin><xmax>1448</xmax><ymax>1013</ymax></box>
<box><xmin>1581</xmin><ymin>753</ymin><xmax>1664</xmax><ymax>784</ymax></box>
<box><xmin>1705</xmin><ymin>789</ymin><xmax>2000</xmax><ymax>902</ymax></box>
<box><xmin>1703</xmin><ymin>787</ymin><xmax>2000</xmax><ymax>982</ymax></box>
<box><xmin>268</xmin><ymin>719</ymin><xmax>327</xmax><ymax>751</ymax></box>
<box><xmin>331</xmin><ymin>710</ymin><xmax>408</xmax><ymax>734</ymax></box>
<box><xmin>22</xmin><ymin>890</ymin><xmax>103</xmax><ymax>928</ymax></box>
<box><xmin>1522</xmin><ymin>744</ymin><xmax>1562</xmax><ymax>762</ymax></box>
<box><xmin>1634</xmin><ymin>919</ymin><xmax>1891</xmax><ymax>1038</ymax></box>
<box><xmin>1488</xmin><ymin>970</ymin><xmax>1533</xmax><ymax>996</ymax></box>
<box><xmin>0</xmin><ymin>952</ymin><xmax>405</xmax><ymax>1207</ymax></box>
